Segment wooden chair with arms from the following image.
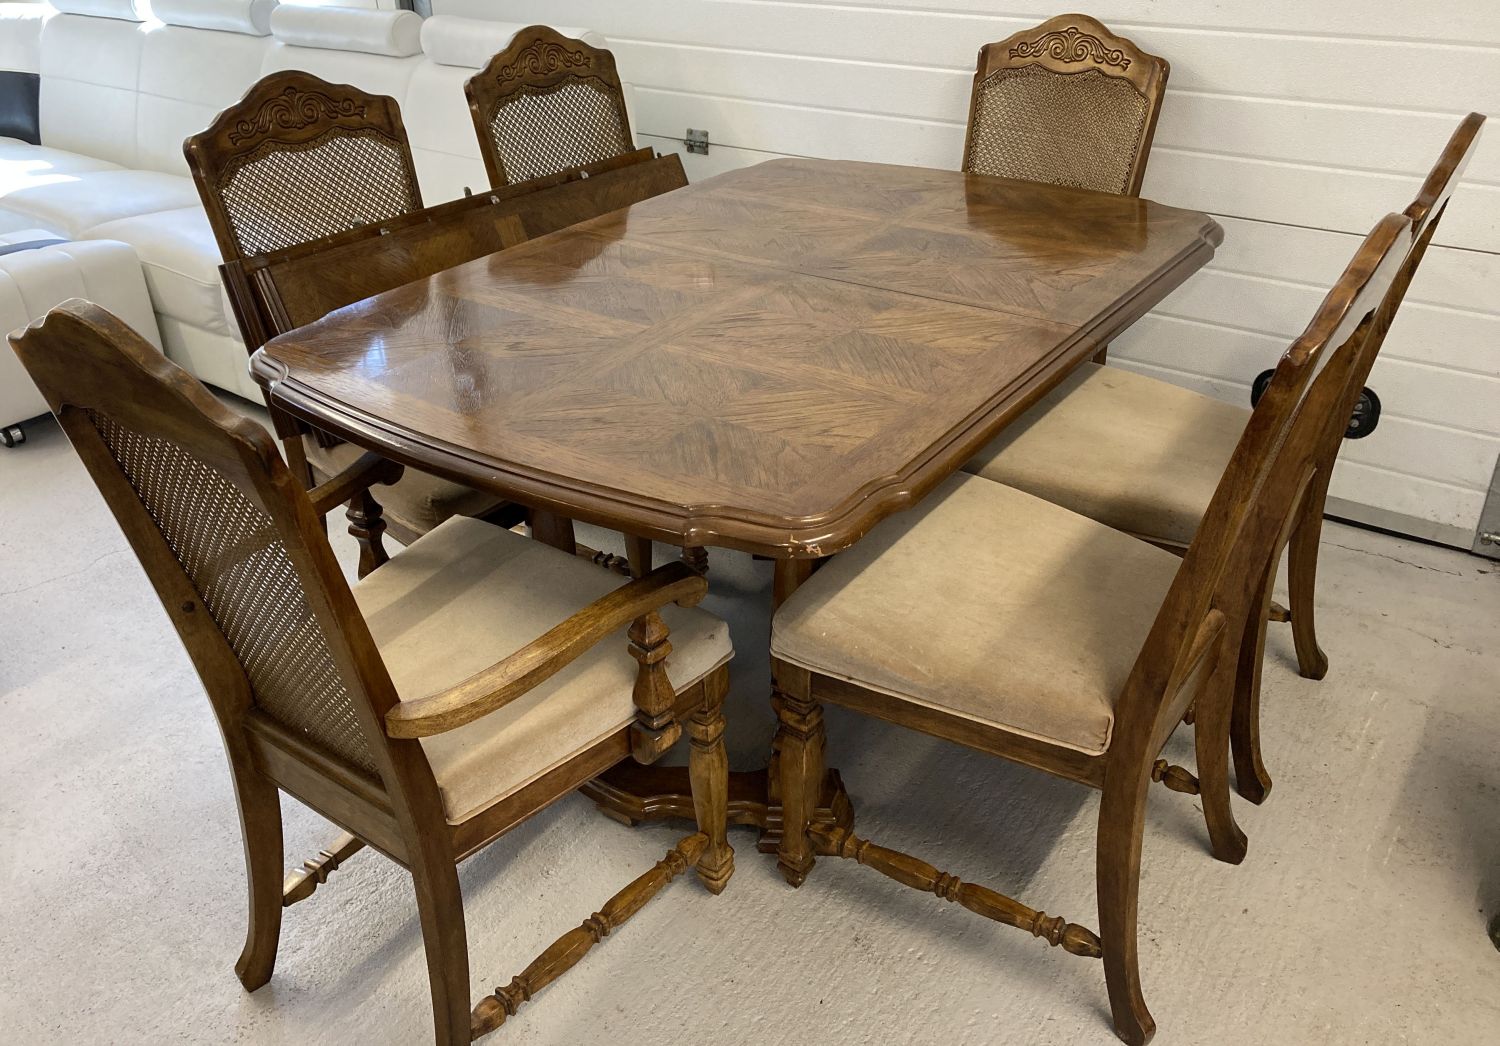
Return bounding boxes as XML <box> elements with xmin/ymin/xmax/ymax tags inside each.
<box><xmin>466</xmin><ymin>25</ymin><xmax>638</xmax><ymax>189</ymax></box>
<box><xmin>11</xmin><ymin>301</ymin><xmax>735</xmax><ymax>1045</ymax></box>
<box><xmin>183</xmin><ymin>70</ymin><xmax>516</xmax><ymax>576</ymax></box>
<box><xmin>769</xmin><ymin>210</ymin><xmax>1412</xmax><ymax>1044</ymax></box>
<box><xmin>963</xmin><ymin>13</ymin><xmax>1169</xmax><ymax>197</ymax></box>
<box><xmin>962</xmin><ymin>113</ymin><xmax>1486</xmax><ymax>803</ymax></box>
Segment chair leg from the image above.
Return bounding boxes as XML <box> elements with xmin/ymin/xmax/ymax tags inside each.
<box><xmin>689</xmin><ymin>670</ymin><xmax>735</xmax><ymax>894</ymax></box>
<box><xmin>1287</xmin><ymin>470</ymin><xmax>1331</xmax><ymax>680</ymax></box>
<box><xmin>680</xmin><ymin>545</ymin><xmax>709</xmax><ymax>575</ymax></box>
<box><xmin>624</xmin><ymin>534</ymin><xmax>653</xmax><ymax>579</ymax></box>
<box><xmin>345</xmin><ymin>489</ymin><xmax>391</xmax><ymax>579</ymax></box>
<box><xmin>232</xmin><ymin>770</ymin><xmax>284</xmax><ymax>992</ymax></box>
<box><xmin>411</xmin><ymin>855</ymin><xmax>471</xmax><ymax>1046</ymax></box>
<box><xmin>1097</xmin><ymin>764</ymin><xmax>1155</xmax><ymax>1046</ymax></box>
<box><xmin>772</xmin><ymin>662</ymin><xmax>821</xmax><ymax>888</ymax></box>
<box><xmin>1233</xmin><ymin>556</ymin><xmax>1276</xmax><ymax>805</ymax></box>
<box><xmin>1193</xmin><ymin>660</ymin><xmax>1248</xmax><ymax>865</ymax></box>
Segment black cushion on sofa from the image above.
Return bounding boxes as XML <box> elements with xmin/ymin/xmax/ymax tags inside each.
<box><xmin>0</xmin><ymin>71</ymin><xmax>40</xmax><ymax>145</ymax></box>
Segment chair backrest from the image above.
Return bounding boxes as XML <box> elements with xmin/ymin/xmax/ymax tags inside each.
<box><xmin>1114</xmin><ymin>211</ymin><xmax>1413</xmax><ymax>756</ymax></box>
<box><xmin>184</xmin><ymin>69</ymin><xmax>425</xmax><ymax>264</ymax></box>
<box><xmin>8</xmin><ymin>301</ymin><xmax>413</xmax><ymax>796</ymax></box>
<box><xmin>465</xmin><ymin>24</ymin><xmax>635</xmax><ymax>188</ymax></box>
<box><xmin>963</xmin><ymin>14</ymin><xmax>1168</xmax><ymax>196</ymax></box>
<box><xmin>1323</xmin><ymin>113</ymin><xmax>1486</xmax><ymax>448</ymax></box>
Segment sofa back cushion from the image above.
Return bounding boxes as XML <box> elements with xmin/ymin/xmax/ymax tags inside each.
<box><xmin>39</xmin><ymin>13</ymin><xmax>147</xmax><ymax>167</ymax></box>
<box><xmin>151</xmin><ymin>0</ymin><xmax>279</xmax><ymax>36</ymax></box>
<box><xmin>259</xmin><ymin>6</ymin><xmax>422</xmax><ymax>129</ymax></box>
<box><xmin>137</xmin><ymin>18</ymin><xmax>275</xmax><ymax>176</ymax></box>
<box><xmin>48</xmin><ymin>0</ymin><xmax>145</xmax><ymax>18</ymax></box>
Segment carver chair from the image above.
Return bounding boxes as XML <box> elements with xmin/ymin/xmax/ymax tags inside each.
<box><xmin>11</xmin><ymin>301</ymin><xmax>735</xmax><ymax>1045</ymax></box>
<box><xmin>962</xmin><ymin>113</ymin><xmax>1485</xmax><ymax>803</ymax></box>
<box><xmin>466</xmin><ymin>25</ymin><xmax>638</xmax><ymax>189</ymax></box>
<box><xmin>770</xmin><ymin>209</ymin><xmax>1412</xmax><ymax>1044</ymax></box>
<box><xmin>184</xmin><ymin>70</ymin><xmax>519</xmax><ymax>574</ymax></box>
<box><xmin>963</xmin><ymin>14</ymin><xmax>1169</xmax><ymax>197</ymax></box>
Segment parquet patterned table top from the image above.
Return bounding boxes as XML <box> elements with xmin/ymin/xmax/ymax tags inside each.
<box><xmin>254</xmin><ymin>159</ymin><xmax>1222</xmax><ymax>557</ymax></box>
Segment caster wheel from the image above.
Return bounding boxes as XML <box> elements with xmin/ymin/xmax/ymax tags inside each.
<box><xmin>1</xmin><ymin>424</ymin><xmax>23</xmax><ymax>447</ymax></box>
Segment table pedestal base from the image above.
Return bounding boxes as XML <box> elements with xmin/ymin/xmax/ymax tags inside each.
<box><xmin>580</xmin><ymin>763</ymin><xmax>853</xmax><ymax>854</ymax></box>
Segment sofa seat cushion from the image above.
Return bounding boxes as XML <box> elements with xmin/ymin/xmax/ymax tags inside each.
<box><xmin>86</xmin><ymin>206</ymin><xmax>233</xmax><ymax>335</ymax></box>
<box><xmin>0</xmin><ymin>138</ymin><xmax>121</xmax><ymax>202</ymax></box>
<box><xmin>771</xmin><ymin>473</ymin><xmax>1182</xmax><ymax>756</ymax></box>
<box><xmin>355</xmin><ymin>516</ymin><xmax>733</xmax><ymax>823</ymax></box>
<box><xmin>307</xmin><ymin>439</ymin><xmax>507</xmax><ymax>539</ymax></box>
<box><xmin>0</xmin><ymin>169</ymin><xmax>200</xmax><ymax>239</ymax></box>
<box><xmin>963</xmin><ymin>362</ymin><xmax>1250</xmax><ymax>548</ymax></box>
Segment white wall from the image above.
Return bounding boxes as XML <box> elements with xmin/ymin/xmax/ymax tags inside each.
<box><xmin>435</xmin><ymin>0</ymin><xmax>1500</xmax><ymax>547</ymax></box>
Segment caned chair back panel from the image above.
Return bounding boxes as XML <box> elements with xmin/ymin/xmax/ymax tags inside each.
<box><xmin>8</xmin><ymin>303</ymin><xmax>406</xmax><ymax>785</ymax></box>
<box><xmin>185</xmin><ymin>71</ymin><xmax>424</xmax><ymax>265</ymax></box>
<box><xmin>466</xmin><ymin>25</ymin><xmax>636</xmax><ymax>188</ymax></box>
<box><xmin>1115</xmin><ymin>212</ymin><xmax>1413</xmax><ymax>749</ymax></box>
<box><xmin>963</xmin><ymin>14</ymin><xmax>1168</xmax><ymax>196</ymax></box>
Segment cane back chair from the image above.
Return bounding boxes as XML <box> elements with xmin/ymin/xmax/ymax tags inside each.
<box><xmin>11</xmin><ymin>301</ymin><xmax>735</xmax><ymax>1045</ymax></box>
<box><xmin>963</xmin><ymin>14</ymin><xmax>1169</xmax><ymax>197</ymax></box>
<box><xmin>769</xmin><ymin>209</ymin><xmax>1412</xmax><ymax>1044</ymax></box>
<box><xmin>184</xmin><ymin>70</ymin><xmax>519</xmax><ymax>574</ymax></box>
<box><xmin>466</xmin><ymin>25</ymin><xmax>637</xmax><ymax>188</ymax></box>
<box><xmin>962</xmin><ymin>113</ymin><xmax>1486</xmax><ymax>803</ymax></box>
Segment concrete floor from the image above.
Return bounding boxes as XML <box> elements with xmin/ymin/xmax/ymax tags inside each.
<box><xmin>2</xmin><ymin>411</ymin><xmax>1499</xmax><ymax>1046</ymax></box>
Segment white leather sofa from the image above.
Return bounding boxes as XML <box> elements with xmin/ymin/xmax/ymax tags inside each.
<box><xmin>0</xmin><ymin>2</ymin><xmax>612</xmax><ymax>402</ymax></box>
<box><xmin>0</xmin><ymin>229</ymin><xmax>159</xmax><ymax>443</ymax></box>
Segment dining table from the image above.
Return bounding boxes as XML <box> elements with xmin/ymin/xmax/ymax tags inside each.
<box><xmin>252</xmin><ymin>156</ymin><xmax>1223</xmax><ymax>845</ymax></box>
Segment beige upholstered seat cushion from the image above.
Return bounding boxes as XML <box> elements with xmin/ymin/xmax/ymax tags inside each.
<box><xmin>355</xmin><ymin>517</ymin><xmax>733</xmax><ymax>823</ymax></box>
<box><xmin>963</xmin><ymin>363</ymin><xmax>1249</xmax><ymax>547</ymax></box>
<box><xmin>308</xmin><ymin>439</ymin><xmax>503</xmax><ymax>537</ymax></box>
<box><xmin>772</xmin><ymin>474</ymin><xmax>1181</xmax><ymax>755</ymax></box>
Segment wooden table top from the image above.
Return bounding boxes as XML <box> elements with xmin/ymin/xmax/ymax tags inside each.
<box><xmin>254</xmin><ymin>159</ymin><xmax>1221</xmax><ymax>558</ymax></box>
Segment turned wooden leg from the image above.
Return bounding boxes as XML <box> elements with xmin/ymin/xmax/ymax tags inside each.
<box><xmin>689</xmin><ymin>669</ymin><xmax>734</xmax><ymax>894</ymax></box>
<box><xmin>232</xmin><ymin>770</ymin><xmax>284</xmax><ymax>992</ymax></box>
<box><xmin>345</xmin><ymin>488</ymin><xmax>390</xmax><ymax>579</ymax></box>
<box><xmin>680</xmin><ymin>545</ymin><xmax>709</xmax><ymax>575</ymax></box>
<box><xmin>411</xmin><ymin>855</ymin><xmax>471</xmax><ymax>1046</ymax></box>
<box><xmin>1193</xmin><ymin>661</ymin><xmax>1248</xmax><ymax>864</ymax></box>
<box><xmin>625</xmin><ymin>534</ymin><xmax>653</xmax><ymax>579</ymax></box>
<box><xmin>628</xmin><ymin>612</ymin><xmax>682</xmax><ymax>763</ymax></box>
<box><xmin>1287</xmin><ymin>471</ymin><xmax>1331</xmax><ymax>681</ymax></box>
<box><xmin>1233</xmin><ymin>555</ymin><xmax>1276</xmax><ymax>805</ymax></box>
<box><xmin>772</xmin><ymin>662</ymin><xmax>821</xmax><ymax>888</ymax></box>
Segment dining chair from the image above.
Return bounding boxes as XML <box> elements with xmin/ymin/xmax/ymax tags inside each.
<box><xmin>184</xmin><ymin>70</ymin><xmax>517</xmax><ymax>576</ymax></box>
<box><xmin>10</xmin><ymin>299</ymin><xmax>735</xmax><ymax>1046</ymax></box>
<box><xmin>961</xmin><ymin>113</ymin><xmax>1485</xmax><ymax>803</ymax></box>
<box><xmin>466</xmin><ymin>25</ymin><xmax>637</xmax><ymax>189</ymax></box>
<box><xmin>962</xmin><ymin>13</ymin><xmax>1169</xmax><ymax>197</ymax></box>
<box><xmin>770</xmin><ymin>210</ymin><xmax>1411</xmax><ymax>1045</ymax></box>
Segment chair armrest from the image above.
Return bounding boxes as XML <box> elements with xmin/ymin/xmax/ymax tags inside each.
<box><xmin>385</xmin><ymin>561</ymin><xmax>708</xmax><ymax>739</ymax></box>
<box><xmin>307</xmin><ymin>451</ymin><xmax>404</xmax><ymax>515</ymax></box>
